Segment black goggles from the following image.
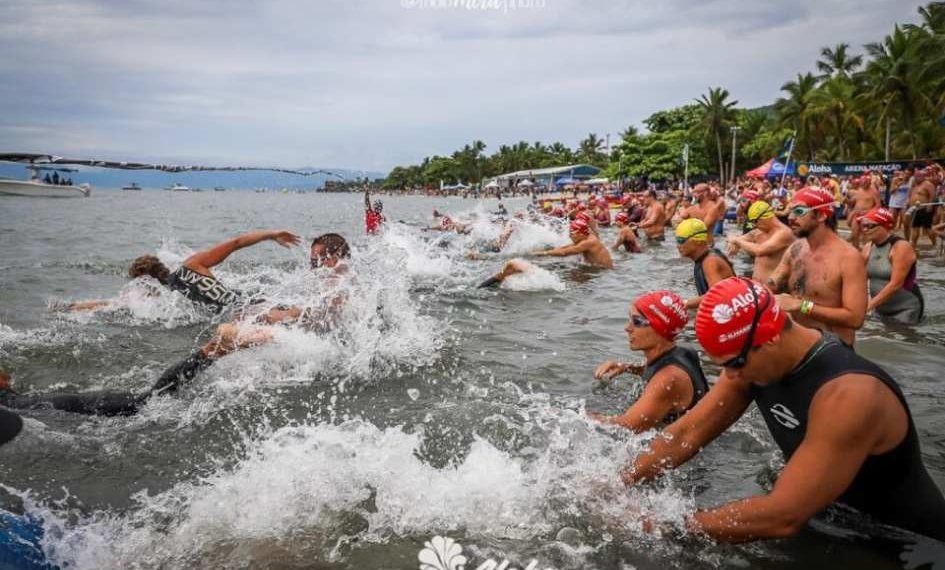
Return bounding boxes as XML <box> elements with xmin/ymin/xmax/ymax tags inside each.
<box><xmin>720</xmin><ymin>279</ymin><xmax>766</xmax><ymax>369</ymax></box>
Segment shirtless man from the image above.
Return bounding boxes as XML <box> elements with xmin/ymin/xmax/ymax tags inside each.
<box><xmin>588</xmin><ymin>290</ymin><xmax>708</xmax><ymax>432</ymax></box>
<box><xmin>594</xmin><ymin>198</ymin><xmax>612</xmax><ymax>227</ymax></box>
<box><xmin>907</xmin><ymin>168</ymin><xmax>939</xmax><ymax>248</ymax></box>
<box><xmin>612</xmin><ymin>212</ymin><xmax>641</xmax><ymax>253</ymax></box>
<box><xmin>727</xmin><ymin>201</ymin><xmax>795</xmax><ymax>282</ymax></box>
<box><xmin>845</xmin><ymin>176</ymin><xmax>881</xmax><ymax>248</ymax></box>
<box><xmin>679</xmin><ymin>184</ymin><xmax>724</xmax><ymax>244</ymax></box>
<box><xmin>636</xmin><ymin>190</ymin><xmax>667</xmax><ymax>241</ymax></box>
<box><xmin>767</xmin><ymin>187</ymin><xmax>867</xmax><ymax>346</ymax></box>
<box><xmin>675</xmin><ymin>219</ymin><xmax>735</xmax><ymax>308</ymax></box>
<box><xmin>529</xmin><ymin>217</ymin><xmax>614</xmax><ymax>268</ymax></box>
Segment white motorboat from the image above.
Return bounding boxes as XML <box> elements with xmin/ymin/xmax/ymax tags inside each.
<box><xmin>164</xmin><ymin>183</ymin><xmax>191</xmax><ymax>191</ymax></box>
<box><xmin>0</xmin><ymin>167</ymin><xmax>90</xmax><ymax>198</ymax></box>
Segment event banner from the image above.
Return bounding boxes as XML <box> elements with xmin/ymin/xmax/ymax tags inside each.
<box><xmin>796</xmin><ymin>159</ymin><xmax>945</xmax><ymax>176</ymax></box>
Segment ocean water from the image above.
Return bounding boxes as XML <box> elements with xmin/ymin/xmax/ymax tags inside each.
<box><xmin>0</xmin><ymin>190</ymin><xmax>943</xmax><ymax>569</ymax></box>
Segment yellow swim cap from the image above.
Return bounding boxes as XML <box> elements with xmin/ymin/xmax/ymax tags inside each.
<box><xmin>675</xmin><ymin>218</ymin><xmax>709</xmax><ymax>242</ymax></box>
<box><xmin>747</xmin><ymin>201</ymin><xmax>775</xmax><ymax>222</ymax></box>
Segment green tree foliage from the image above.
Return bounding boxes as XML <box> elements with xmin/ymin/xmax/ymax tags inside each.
<box><xmin>383</xmin><ymin>3</ymin><xmax>945</xmax><ymax>189</ymax></box>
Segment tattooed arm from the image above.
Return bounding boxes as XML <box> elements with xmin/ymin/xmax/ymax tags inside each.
<box><xmin>765</xmin><ymin>241</ymin><xmax>800</xmax><ymax>293</ymax></box>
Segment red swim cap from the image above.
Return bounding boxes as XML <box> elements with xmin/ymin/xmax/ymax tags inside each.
<box><xmin>570</xmin><ymin>217</ymin><xmax>590</xmax><ymax>235</ymax></box>
<box><xmin>577</xmin><ymin>203</ymin><xmax>587</xmax><ymax>211</ymax></box>
<box><xmin>791</xmin><ymin>187</ymin><xmax>835</xmax><ymax>209</ymax></box>
<box><xmin>597</xmin><ymin>198</ymin><xmax>608</xmax><ymax>207</ymax></box>
<box><xmin>695</xmin><ymin>278</ymin><xmax>786</xmax><ymax>357</ymax></box>
<box><xmin>634</xmin><ymin>290</ymin><xmax>688</xmax><ymax>340</ymax></box>
<box><xmin>615</xmin><ymin>212</ymin><xmax>630</xmax><ymax>224</ymax></box>
<box><xmin>863</xmin><ymin>207</ymin><xmax>894</xmax><ymax>229</ymax></box>
<box><xmin>740</xmin><ymin>190</ymin><xmax>760</xmax><ymax>203</ymax></box>
<box><xmin>575</xmin><ymin>211</ymin><xmax>592</xmax><ymax>223</ymax></box>
<box><xmin>440</xmin><ymin>216</ymin><xmax>452</xmax><ymax>227</ymax></box>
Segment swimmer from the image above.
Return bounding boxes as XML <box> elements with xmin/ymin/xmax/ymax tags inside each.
<box><xmin>675</xmin><ymin>218</ymin><xmax>734</xmax><ymax>309</ymax></box>
<box><xmin>477</xmin><ymin>259</ymin><xmax>533</xmax><ymax>288</ymax></box>
<box><xmin>589</xmin><ymin>290</ymin><xmax>708</xmax><ymax>432</ymax></box>
<box><xmin>636</xmin><ymin>190</ymin><xmax>667</xmax><ymax>241</ymax></box>
<box><xmin>623</xmin><ymin>277</ymin><xmax>945</xmax><ymax>543</ymax></box>
<box><xmin>67</xmin><ymin>229</ymin><xmax>300</xmax><ymax>313</ymax></box>
<box><xmin>611</xmin><ymin>212</ymin><xmax>641</xmax><ymax>253</ymax></box>
<box><xmin>529</xmin><ymin>217</ymin><xmax>614</xmax><ymax>269</ymax></box>
<box><xmin>364</xmin><ymin>189</ymin><xmax>385</xmax><ymax>234</ymax></box>
<box><xmin>727</xmin><ymin>201</ymin><xmax>795</xmax><ymax>283</ymax></box>
<box><xmin>767</xmin><ymin>187</ymin><xmax>866</xmax><ymax>346</ymax></box>
<box><xmin>860</xmin><ymin>208</ymin><xmax>924</xmax><ymax>324</ymax></box>
<box><xmin>157</xmin><ymin>233</ymin><xmax>353</xmax><ymax>382</ymax></box>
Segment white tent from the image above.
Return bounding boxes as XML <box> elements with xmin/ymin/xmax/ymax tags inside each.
<box><xmin>517</xmin><ymin>179</ymin><xmax>534</xmax><ymax>187</ymax></box>
<box><xmin>484</xmin><ymin>179</ymin><xmax>500</xmax><ymax>189</ymax></box>
<box><xmin>586</xmin><ymin>177</ymin><xmax>609</xmax><ymax>185</ymax></box>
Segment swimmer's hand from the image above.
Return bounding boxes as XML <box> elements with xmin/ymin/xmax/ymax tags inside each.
<box><xmin>594</xmin><ymin>360</ymin><xmax>641</xmax><ymax>380</ymax></box>
<box><xmin>270</xmin><ymin>230</ymin><xmax>301</xmax><ymax>248</ymax></box>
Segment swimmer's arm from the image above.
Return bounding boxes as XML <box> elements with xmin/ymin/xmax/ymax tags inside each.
<box><xmin>765</xmin><ymin>242</ymin><xmax>798</xmax><ymax>293</ymax></box>
<box><xmin>184</xmin><ymin>230</ymin><xmax>301</xmax><ymax>274</ymax></box>
<box><xmin>736</xmin><ymin>231</ymin><xmax>794</xmax><ymax>257</ymax></box>
<box><xmin>622</xmin><ymin>371</ymin><xmax>752</xmax><ymax>485</ymax></box>
<box><xmin>65</xmin><ymin>299</ymin><xmax>112</xmax><ymax>312</ymax></box>
<box><xmin>689</xmin><ymin>378</ymin><xmax>881</xmax><ymax>542</ymax></box>
<box><xmin>261</xmin><ymin>306</ymin><xmax>303</xmax><ymax>324</ymax></box>
<box><xmin>364</xmin><ymin>188</ymin><xmax>371</xmax><ymax>210</ymax></box>
<box><xmin>868</xmin><ymin>242</ymin><xmax>917</xmax><ymax>312</ymax></box>
<box><xmin>534</xmin><ymin>242</ymin><xmax>588</xmax><ymax>257</ymax></box>
<box><xmin>604</xmin><ymin>368</ymin><xmax>688</xmax><ymax>433</ymax></box>
<box><xmin>859</xmin><ymin>242</ymin><xmax>872</xmax><ymax>264</ymax></box>
<box><xmin>806</xmin><ymin>253</ymin><xmax>867</xmax><ymax>329</ymax></box>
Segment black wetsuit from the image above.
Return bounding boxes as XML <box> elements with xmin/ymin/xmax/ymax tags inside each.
<box><xmin>693</xmin><ymin>249</ymin><xmax>734</xmax><ymax>296</ymax></box>
<box><xmin>641</xmin><ymin>345</ymin><xmax>709</xmax><ymax>423</ymax></box>
<box><xmin>165</xmin><ymin>266</ymin><xmax>240</xmax><ymax>312</ymax></box>
<box><xmin>0</xmin><ymin>351</ymin><xmax>213</xmax><ymax>417</ymax></box>
<box><xmin>750</xmin><ymin>334</ymin><xmax>945</xmax><ymax>540</ymax></box>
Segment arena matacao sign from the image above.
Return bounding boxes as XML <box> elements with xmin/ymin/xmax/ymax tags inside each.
<box><xmin>796</xmin><ymin>159</ymin><xmax>945</xmax><ymax>176</ymax></box>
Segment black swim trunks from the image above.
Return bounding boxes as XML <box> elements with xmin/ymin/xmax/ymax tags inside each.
<box><xmin>911</xmin><ymin>207</ymin><xmax>935</xmax><ymax>229</ymax></box>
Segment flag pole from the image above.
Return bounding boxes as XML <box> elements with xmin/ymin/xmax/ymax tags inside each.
<box><xmin>779</xmin><ymin>130</ymin><xmax>797</xmax><ymax>191</ymax></box>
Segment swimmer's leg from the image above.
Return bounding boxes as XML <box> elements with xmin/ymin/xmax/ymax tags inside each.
<box><xmin>478</xmin><ymin>259</ymin><xmax>528</xmax><ymax>288</ymax></box>
<box><xmin>0</xmin><ymin>391</ymin><xmax>145</xmax><ymax>417</ymax></box>
<box><xmin>149</xmin><ymin>323</ymin><xmax>274</xmax><ymax>397</ymax></box>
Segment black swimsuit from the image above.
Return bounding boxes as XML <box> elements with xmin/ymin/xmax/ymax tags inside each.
<box><xmin>694</xmin><ymin>249</ymin><xmax>734</xmax><ymax>296</ymax></box>
<box><xmin>750</xmin><ymin>334</ymin><xmax>945</xmax><ymax>540</ymax></box>
<box><xmin>165</xmin><ymin>266</ymin><xmax>240</xmax><ymax>311</ymax></box>
<box><xmin>640</xmin><ymin>345</ymin><xmax>709</xmax><ymax>423</ymax></box>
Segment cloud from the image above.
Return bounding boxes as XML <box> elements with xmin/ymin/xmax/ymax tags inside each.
<box><xmin>0</xmin><ymin>0</ymin><xmax>927</xmax><ymax>171</ymax></box>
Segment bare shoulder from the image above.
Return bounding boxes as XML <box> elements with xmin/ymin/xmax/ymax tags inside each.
<box><xmin>811</xmin><ymin>373</ymin><xmax>905</xmax><ymax>436</ymax></box>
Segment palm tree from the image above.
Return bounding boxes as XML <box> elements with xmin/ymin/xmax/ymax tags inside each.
<box><xmin>774</xmin><ymin>73</ymin><xmax>819</xmax><ymax>160</ymax></box>
<box><xmin>695</xmin><ymin>87</ymin><xmax>738</xmax><ymax>184</ymax></box>
<box><xmin>810</xmin><ymin>77</ymin><xmax>864</xmax><ymax>160</ymax></box>
<box><xmin>578</xmin><ymin>133</ymin><xmax>606</xmax><ymax>166</ymax></box>
<box><xmin>863</xmin><ymin>25</ymin><xmax>927</xmax><ymax>158</ymax></box>
<box><xmin>816</xmin><ymin>43</ymin><xmax>863</xmax><ymax>80</ymax></box>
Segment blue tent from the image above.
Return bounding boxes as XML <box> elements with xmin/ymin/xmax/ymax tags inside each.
<box><xmin>555</xmin><ymin>177</ymin><xmax>579</xmax><ymax>185</ymax></box>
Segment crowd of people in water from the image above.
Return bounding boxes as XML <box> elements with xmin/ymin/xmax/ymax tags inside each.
<box><xmin>2</xmin><ymin>166</ymin><xmax>945</xmax><ymax>555</ymax></box>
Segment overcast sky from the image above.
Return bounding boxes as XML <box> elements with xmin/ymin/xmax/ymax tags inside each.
<box><xmin>0</xmin><ymin>0</ymin><xmax>926</xmax><ymax>172</ymax></box>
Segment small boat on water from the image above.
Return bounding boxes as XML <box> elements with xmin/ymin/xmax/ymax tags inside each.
<box><xmin>164</xmin><ymin>183</ymin><xmax>191</xmax><ymax>191</ymax></box>
<box><xmin>213</xmin><ymin>186</ymin><xmax>227</xmax><ymax>192</ymax></box>
<box><xmin>190</xmin><ymin>187</ymin><xmax>203</xmax><ymax>192</ymax></box>
<box><xmin>0</xmin><ymin>166</ymin><xmax>90</xmax><ymax>198</ymax></box>
<box><xmin>122</xmin><ymin>182</ymin><xmax>142</xmax><ymax>191</ymax></box>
